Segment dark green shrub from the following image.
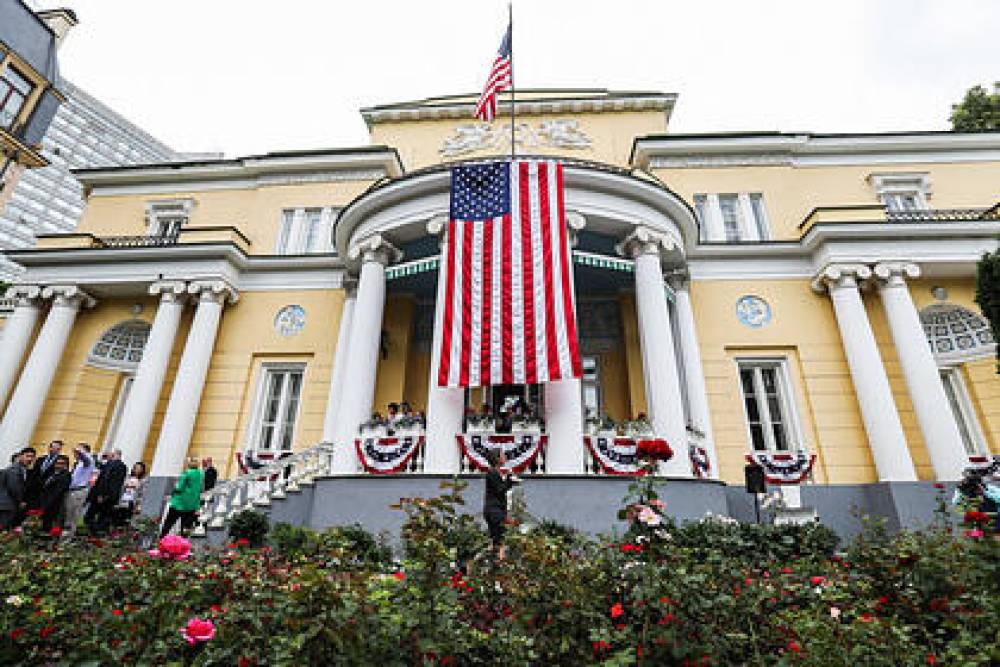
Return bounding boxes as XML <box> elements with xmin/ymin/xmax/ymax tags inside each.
<box><xmin>227</xmin><ymin>509</ymin><xmax>269</xmax><ymax>546</ymax></box>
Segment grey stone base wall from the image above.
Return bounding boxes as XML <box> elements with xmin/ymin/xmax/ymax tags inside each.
<box><xmin>142</xmin><ymin>475</ymin><xmax>954</xmax><ymax>544</ymax></box>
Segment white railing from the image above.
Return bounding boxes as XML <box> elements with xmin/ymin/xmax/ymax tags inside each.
<box><xmin>187</xmin><ymin>443</ymin><xmax>335</xmax><ymax>538</ymax></box>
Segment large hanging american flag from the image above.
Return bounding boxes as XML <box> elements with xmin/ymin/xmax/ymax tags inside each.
<box><xmin>474</xmin><ymin>22</ymin><xmax>512</xmax><ymax>122</ymax></box>
<box><xmin>438</xmin><ymin>160</ymin><xmax>582</xmax><ymax>388</ymax></box>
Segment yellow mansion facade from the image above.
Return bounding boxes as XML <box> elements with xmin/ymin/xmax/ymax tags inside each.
<box><xmin>1</xmin><ymin>89</ymin><xmax>999</xmax><ymax>505</ymax></box>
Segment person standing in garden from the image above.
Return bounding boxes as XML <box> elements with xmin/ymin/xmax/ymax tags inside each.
<box><xmin>63</xmin><ymin>444</ymin><xmax>94</xmax><ymax>539</ymax></box>
<box><xmin>84</xmin><ymin>449</ymin><xmax>127</xmax><ymax>536</ymax></box>
<box><xmin>483</xmin><ymin>448</ymin><xmax>517</xmax><ymax>560</ymax></box>
<box><xmin>0</xmin><ymin>448</ymin><xmax>32</xmax><ymax>529</ymax></box>
<box><xmin>39</xmin><ymin>454</ymin><xmax>71</xmax><ymax>531</ymax></box>
<box><xmin>160</xmin><ymin>457</ymin><xmax>204</xmax><ymax>537</ymax></box>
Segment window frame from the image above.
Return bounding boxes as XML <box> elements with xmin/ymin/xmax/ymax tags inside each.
<box><xmin>246</xmin><ymin>363</ymin><xmax>307</xmax><ymax>454</ymax></box>
<box><xmin>938</xmin><ymin>365</ymin><xmax>989</xmax><ymax>456</ymax></box>
<box><xmin>580</xmin><ymin>355</ymin><xmax>602</xmax><ymax>419</ymax></box>
<box><xmin>0</xmin><ymin>63</ymin><xmax>34</xmax><ymax>131</ymax></box>
<box><xmin>735</xmin><ymin>357</ymin><xmax>805</xmax><ymax>452</ymax></box>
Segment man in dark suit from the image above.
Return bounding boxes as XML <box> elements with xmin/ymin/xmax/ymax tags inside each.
<box><xmin>26</xmin><ymin>441</ymin><xmax>63</xmax><ymax>510</ymax></box>
<box><xmin>0</xmin><ymin>448</ymin><xmax>32</xmax><ymax>529</ymax></box>
<box><xmin>84</xmin><ymin>449</ymin><xmax>127</xmax><ymax>536</ymax></box>
<box><xmin>202</xmin><ymin>457</ymin><xmax>218</xmax><ymax>492</ymax></box>
<box><xmin>39</xmin><ymin>454</ymin><xmax>71</xmax><ymax>532</ymax></box>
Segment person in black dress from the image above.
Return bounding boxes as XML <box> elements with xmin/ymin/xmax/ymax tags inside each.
<box><xmin>483</xmin><ymin>448</ymin><xmax>517</xmax><ymax>560</ymax></box>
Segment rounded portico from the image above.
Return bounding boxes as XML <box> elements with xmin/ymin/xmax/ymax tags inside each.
<box><xmin>325</xmin><ymin>157</ymin><xmax>718</xmax><ymax>479</ymax></box>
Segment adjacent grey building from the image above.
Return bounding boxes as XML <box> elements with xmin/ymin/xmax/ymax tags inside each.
<box><xmin>0</xmin><ymin>78</ymin><xmax>184</xmax><ymax>280</ymax></box>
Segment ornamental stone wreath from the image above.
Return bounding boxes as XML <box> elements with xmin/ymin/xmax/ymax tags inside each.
<box><xmin>0</xmin><ymin>478</ymin><xmax>997</xmax><ymax>666</ymax></box>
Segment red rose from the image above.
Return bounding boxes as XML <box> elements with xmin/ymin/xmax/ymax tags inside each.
<box><xmin>809</xmin><ymin>576</ymin><xmax>825</xmax><ymax>586</ymax></box>
<box><xmin>610</xmin><ymin>602</ymin><xmax>624</xmax><ymax>619</ymax></box>
<box><xmin>393</xmin><ymin>571</ymin><xmax>406</xmax><ymax>581</ymax></box>
<box><xmin>9</xmin><ymin>628</ymin><xmax>25</xmax><ymax>641</ymax></box>
<box><xmin>26</xmin><ymin>509</ymin><xmax>43</xmax><ymax>518</ymax></box>
<box><xmin>926</xmin><ymin>654</ymin><xmax>937</xmax><ymax>665</ymax></box>
<box><xmin>48</xmin><ymin>526</ymin><xmax>62</xmax><ymax>538</ymax></box>
<box><xmin>787</xmin><ymin>640</ymin><xmax>802</xmax><ymax>653</ymax></box>
<box><xmin>658</xmin><ymin>613</ymin><xmax>677</xmax><ymax>625</ymax></box>
<box><xmin>236</xmin><ymin>538</ymin><xmax>250</xmax><ymax>547</ymax></box>
<box><xmin>112</xmin><ymin>609</ymin><xmax>122</xmax><ymax>617</ymax></box>
<box><xmin>859</xmin><ymin>613</ymin><xmax>875</xmax><ymax>623</ymax></box>
<box><xmin>38</xmin><ymin>625</ymin><xmax>56</xmax><ymax>639</ymax></box>
<box><xmin>964</xmin><ymin>511</ymin><xmax>989</xmax><ymax>525</ymax></box>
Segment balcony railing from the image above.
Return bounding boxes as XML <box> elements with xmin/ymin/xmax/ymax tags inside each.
<box><xmin>34</xmin><ymin>226</ymin><xmax>252</xmax><ymax>253</ymax></box>
<box><xmin>798</xmin><ymin>203</ymin><xmax>1000</xmax><ymax>234</ymax></box>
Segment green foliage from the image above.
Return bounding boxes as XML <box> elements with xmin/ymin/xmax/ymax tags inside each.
<box><xmin>0</xmin><ymin>485</ymin><xmax>996</xmax><ymax>665</ymax></box>
<box><xmin>226</xmin><ymin>509</ymin><xmax>269</xmax><ymax>547</ymax></box>
<box><xmin>976</xmin><ymin>245</ymin><xmax>1000</xmax><ymax>371</ymax></box>
<box><xmin>951</xmin><ymin>83</ymin><xmax>1000</xmax><ymax>132</ymax></box>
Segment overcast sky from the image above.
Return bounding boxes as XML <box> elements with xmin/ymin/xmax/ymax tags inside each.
<box><xmin>42</xmin><ymin>0</ymin><xmax>1000</xmax><ymax>157</ymax></box>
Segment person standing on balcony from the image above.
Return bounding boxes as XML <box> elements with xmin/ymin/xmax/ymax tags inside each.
<box><xmin>160</xmin><ymin>458</ymin><xmax>203</xmax><ymax>538</ymax></box>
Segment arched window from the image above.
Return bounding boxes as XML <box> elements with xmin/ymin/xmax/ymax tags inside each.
<box><xmin>920</xmin><ymin>304</ymin><xmax>995</xmax><ymax>361</ymax></box>
<box><xmin>87</xmin><ymin>320</ymin><xmax>151</xmax><ymax>371</ymax></box>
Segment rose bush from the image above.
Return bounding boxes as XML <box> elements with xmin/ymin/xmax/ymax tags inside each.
<box><xmin>0</xmin><ymin>477</ymin><xmax>996</xmax><ymax>665</ymax></box>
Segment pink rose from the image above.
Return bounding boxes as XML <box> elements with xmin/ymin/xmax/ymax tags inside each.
<box><xmin>158</xmin><ymin>534</ymin><xmax>192</xmax><ymax>561</ymax></box>
<box><xmin>182</xmin><ymin>617</ymin><xmax>215</xmax><ymax>645</ymax></box>
<box><xmin>964</xmin><ymin>528</ymin><xmax>984</xmax><ymax>539</ymax></box>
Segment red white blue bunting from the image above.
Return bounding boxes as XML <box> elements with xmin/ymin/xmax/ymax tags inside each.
<box><xmin>745</xmin><ymin>451</ymin><xmax>816</xmax><ymax>485</ymax></box>
<box><xmin>966</xmin><ymin>454</ymin><xmax>1000</xmax><ymax>477</ymax></box>
<box><xmin>689</xmin><ymin>445</ymin><xmax>712</xmax><ymax>479</ymax></box>
<box><xmin>356</xmin><ymin>436</ymin><xmax>424</xmax><ymax>474</ymax></box>
<box><xmin>457</xmin><ymin>434</ymin><xmax>547</xmax><ymax>473</ymax></box>
<box><xmin>584</xmin><ymin>436</ymin><xmax>650</xmax><ymax>476</ymax></box>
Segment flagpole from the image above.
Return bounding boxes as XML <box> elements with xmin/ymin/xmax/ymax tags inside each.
<box><xmin>508</xmin><ymin>2</ymin><xmax>515</xmax><ymax>161</ymax></box>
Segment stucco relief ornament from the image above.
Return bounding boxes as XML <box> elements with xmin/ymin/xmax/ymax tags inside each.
<box><xmin>735</xmin><ymin>295</ymin><xmax>772</xmax><ymax>329</ymax></box>
<box><xmin>274</xmin><ymin>305</ymin><xmax>306</xmax><ymax>337</ymax></box>
<box><xmin>439</xmin><ymin>120</ymin><xmax>592</xmax><ymax>157</ymax></box>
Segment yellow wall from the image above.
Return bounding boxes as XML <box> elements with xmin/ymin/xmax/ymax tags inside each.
<box><xmin>372</xmin><ymin>295</ymin><xmax>415</xmax><ymax>414</ymax></box>
<box><xmin>690</xmin><ymin>278</ymin><xmax>876</xmax><ymax>484</ymax></box>
<box><xmin>653</xmin><ymin>162</ymin><xmax>1000</xmax><ymax>241</ymax></box>
<box><xmin>76</xmin><ymin>180</ymin><xmax>373</xmax><ymax>251</ymax></box>
<box><xmin>619</xmin><ymin>292</ymin><xmax>648</xmax><ymax>418</ymax></box>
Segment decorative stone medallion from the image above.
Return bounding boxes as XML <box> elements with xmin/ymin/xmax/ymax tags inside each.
<box><xmin>274</xmin><ymin>305</ymin><xmax>306</xmax><ymax>337</ymax></box>
<box><xmin>735</xmin><ymin>295</ymin><xmax>772</xmax><ymax>329</ymax></box>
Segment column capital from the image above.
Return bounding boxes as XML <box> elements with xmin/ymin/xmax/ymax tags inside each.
<box><xmin>664</xmin><ymin>268</ymin><xmax>691</xmax><ymax>292</ymax></box>
<box><xmin>40</xmin><ymin>285</ymin><xmax>96</xmax><ymax>309</ymax></box>
<box><xmin>3</xmin><ymin>284</ymin><xmax>42</xmax><ymax>307</ymax></box>
<box><xmin>348</xmin><ymin>234</ymin><xmax>403</xmax><ymax>266</ymax></box>
<box><xmin>810</xmin><ymin>264</ymin><xmax>872</xmax><ymax>293</ymax></box>
<box><xmin>873</xmin><ymin>262</ymin><xmax>920</xmax><ymax>287</ymax></box>
<box><xmin>188</xmin><ymin>280</ymin><xmax>239</xmax><ymax>305</ymax></box>
<box><xmin>615</xmin><ymin>225</ymin><xmax>677</xmax><ymax>260</ymax></box>
<box><xmin>149</xmin><ymin>280</ymin><xmax>188</xmax><ymax>304</ymax></box>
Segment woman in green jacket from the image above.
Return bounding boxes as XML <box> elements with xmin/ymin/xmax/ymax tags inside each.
<box><xmin>160</xmin><ymin>458</ymin><xmax>204</xmax><ymax>537</ymax></box>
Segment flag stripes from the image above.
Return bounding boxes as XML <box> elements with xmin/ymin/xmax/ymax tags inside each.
<box><xmin>437</xmin><ymin>160</ymin><xmax>581</xmax><ymax>388</ymax></box>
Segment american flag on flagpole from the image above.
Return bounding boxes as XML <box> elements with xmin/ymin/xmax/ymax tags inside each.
<box><xmin>474</xmin><ymin>22</ymin><xmax>512</xmax><ymax>122</ymax></box>
<box><xmin>437</xmin><ymin>160</ymin><xmax>582</xmax><ymax>388</ymax></box>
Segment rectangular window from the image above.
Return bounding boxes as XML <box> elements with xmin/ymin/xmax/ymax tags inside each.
<box><xmin>252</xmin><ymin>365</ymin><xmax>305</xmax><ymax>452</ymax></box>
<box><xmin>738</xmin><ymin>360</ymin><xmax>797</xmax><ymax>452</ymax></box>
<box><xmin>0</xmin><ymin>66</ymin><xmax>34</xmax><ymax>130</ymax></box>
<box><xmin>718</xmin><ymin>195</ymin><xmax>741</xmax><ymax>242</ymax></box>
<box><xmin>303</xmin><ymin>208</ymin><xmax>323</xmax><ymax>253</ymax></box>
<box><xmin>581</xmin><ymin>356</ymin><xmax>601</xmax><ymax>418</ymax></box>
<box><xmin>276</xmin><ymin>210</ymin><xmax>295</xmax><ymax>253</ymax></box>
<box><xmin>693</xmin><ymin>194</ymin><xmax>709</xmax><ymax>241</ymax></box>
<box><xmin>939</xmin><ymin>368</ymin><xmax>987</xmax><ymax>456</ymax></box>
<box><xmin>748</xmin><ymin>193</ymin><xmax>770</xmax><ymax>239</ymax></box>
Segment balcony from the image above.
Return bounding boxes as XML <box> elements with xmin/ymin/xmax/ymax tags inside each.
<box><xmin>34</xmin><ymin>226</ymin><xmax>252</xmax><ymax>254</ymax></box>
<box><xmin>798</xmin><ymin>203</ymin><xmax>1000</xmax><ymax>235</ymax></box>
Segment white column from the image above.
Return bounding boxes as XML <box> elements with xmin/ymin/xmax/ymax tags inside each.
<box><xmin>332</xmin><ymin>235</ymin><xmax>400</xmax><ymax>474</ymax></box>
<box><xmin>670</xmin><ymin>273</ymin><xmax>720</xmax><ymax>479</ymax></box>
<box><xmin>618</xmin><ymin>226</ymin><xmax>690</xmax><ymax>477</ymax></box>
<box><xmin>874</xmin><ymin>263</ymin><xmax>967</xmax><ymax>481</ymax></box>
<box><xmin>0</xmin><ymin>286</ymin><xmax>95</xmax><ymax>461</ymax></box>
<box><xmin>150</xmin><ymin>281</ymin><xmax>237</xmax><ymax>477</ymax></box>
<box><xmin>544</xmin><ymin>379</ymin><xmax>585</xmax><ymax>473</ymax></box>
<box><xmin>113</xmin><ymin>281</ymin><xmax>187</xmax><ymax>467</ymax></box>
<box><xmin>812</xmin><ymin>264</ymin><xmax>917</xmax><ymax>481</ymax></box>
<box><xmin>0</xmin><ymin>286</ymin><xmax>42</xmax><ymax>413</ymax></box>
<box><xmin>321</xmin><ymin>288</ymin><xmax>357</xmax><ymax>443</ymax></box>
<box><xmin>423</xmin><ymin>219</ymin><xmax>464</xmax><ymax>473</ymax></box>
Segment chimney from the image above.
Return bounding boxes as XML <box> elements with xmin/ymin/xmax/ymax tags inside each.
<box><xmin>35</xmin><ymin>8</ymin><xmax>78</xmax><ymax>50</ymax></box>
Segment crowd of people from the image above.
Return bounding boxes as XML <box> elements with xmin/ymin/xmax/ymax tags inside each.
<box><xmin>362</xmin><ymin>401</ymin><xmax>426</xmax><ymax>433</ymax></box>
<box><xmin>0</xmin><ymin>440</ymin><xmax>219</xmax><ymax>539</ymax></box>
<box><xmin>464</xmin><ymin>398</ymin><xmax>542</xmax><ymax>433</ymax></box>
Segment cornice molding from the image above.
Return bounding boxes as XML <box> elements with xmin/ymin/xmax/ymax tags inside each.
<box><xmin>362</xmin><ymin>93</ymin><xmax>676</xmax><ymax>126</ymax></box>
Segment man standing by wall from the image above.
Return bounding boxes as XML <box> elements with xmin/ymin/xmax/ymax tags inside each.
<box><xmin>85</xmin><ymin>449</ymin><xmax>126</xmax><ymax>536</ymax></box>
<box><xmin>0</xmin><ymin>448</ymin><xmax>31</xmax><ymax>529</ymax></box>
<box><xmin>63</xmin><ymin>444</ymin><xmax>94</xmax><ymax>538</ymax></box>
